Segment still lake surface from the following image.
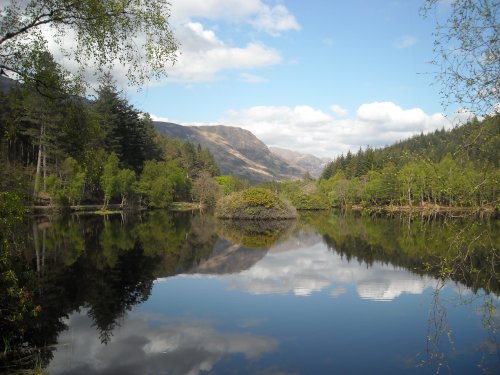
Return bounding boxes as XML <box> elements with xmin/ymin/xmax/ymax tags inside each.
<box><xmin>9</xmin><ymin>211</ymin><xmax>500</xmax><ymax>374</ymax></box>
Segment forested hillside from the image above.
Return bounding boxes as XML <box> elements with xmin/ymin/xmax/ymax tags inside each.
<box><xmin>319</xmin><ymin>116</ymin><xmax>499</xmax><ymax>208</ymax></box>
<box><xmin>0</xmin><ymin>54</ymin><xmax>219</xmax><ymax>209</ymax></box>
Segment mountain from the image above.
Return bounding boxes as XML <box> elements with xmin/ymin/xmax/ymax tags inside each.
<box><xmin>189</xmin><ymin>238</ymin><xmax>268</xmax><ymax>275</ymax></box>
<box><xmin>154</xmin><ymin>121</ymin><xmax>308</xmax><ymax>182</ymax></box>
<box><xmin>269</xmin><ymin>146</ymin><xmax>329</xmax><ymax>178</ymax></box>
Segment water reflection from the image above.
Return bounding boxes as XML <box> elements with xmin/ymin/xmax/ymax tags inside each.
<box><xmin>218</xmin><ymin>230</ymin><xmax>434</xmax><ymax>300</ymax></box>
<box><xmin>49</xmin><ymin>311</ymin><xmax>277</xmax><ymax>375</ymax></box>
<box><xmin>0</xmin><ymin>209</ymin><xmax>498</xmax><ymax>374</ymax></box>
<box><xmin>190</xmin><ymin>238</ymin><xmax>269</xmax><ymax>274</ymax></box>
<box><xmin>217</xmin><ymin>219</ymin><xmax>296</xmax><ymax>249</ymax></box>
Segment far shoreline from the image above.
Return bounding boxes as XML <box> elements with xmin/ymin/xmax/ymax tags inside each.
<box><xmin>349</xmin><ymin>204</ymin><xmax>498</xmax><ymax>218</ymax></box>
<box><xmin>32</xmin><ymin>202</ymin><xmax>202</xmax><ymax>215</ymax></box>
<box><xmin>30</xmin><ymin>202</ymin><xmax>498</xmax><ymax>219</ymax></box>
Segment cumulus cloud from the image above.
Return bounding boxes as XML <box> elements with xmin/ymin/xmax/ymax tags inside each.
<box><xmin>394</xmin><ymin>35</ymin><xmax>417</xmax><ymax>48</ymax></box>
<box><xmin>218</xmin><ymin>101</ymin><xmax>463</xmax><ymax>158</ymax></box>
<box><xmin>249</xmin><ymin>3</ymin><xmax>301</xmax><ymax>35</ymax></box>
<box><xmin>170</xmin><ymin>0</ymin><xmax>300</xmax><ymax>35</ymax></box>
<box><xmin>170</xmin><ymin>22</ymin><xmax>281</xmax><ymax>81</ymax></box>
<box><xmin>331</xmin><ymin>104</ymin><xmax>349</xmax><ymax>117</ymax></box>
<box><xmin>49</xmin><ymin>312</ymin><xmax>277</xmax><ymax>375</ymax></box>
<box><xmin>165</xmin><ymin>0</ymin><xmax>298</xmax><ymax>82</ymax></box>
<box><xmin>145</xmin><ymin>0</ymin><xmax>298</xmax><ymax>83</ymax></box>
<box><xmin>36</xmin><ymin>0</ymin><xmax>296</xmax><ymax>87</ymax></box>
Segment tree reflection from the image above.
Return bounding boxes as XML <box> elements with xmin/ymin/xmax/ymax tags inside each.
<box><xmin>310</xmin><ymin>210</ymin><xmax>499</xmax><ymax>373</ymax></box>
<box><xmin>0</xmin><ymin>210</ymin><xmax>218</xmax><ymax>372</ymax></box>
<box><xmin>314</xmin><ymin>211</ymin><xmax>499</xmax><ymax>295</ymax></box>
<box><xmin>217</xmin><ymin>219</ymin><xmax>296</xmax><ymax>249</ymax></box>
<box><xmin>1</xmin><ymin>208</ymin><xmax>498</xmax><ymax>373</ymax></box>
<box><xmin>416</xmin><ymin>281</ymin><xmax>499</xmax><ymax>374</ymax></box>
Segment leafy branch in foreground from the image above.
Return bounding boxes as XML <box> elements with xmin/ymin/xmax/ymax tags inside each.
<box><xmin>0</xmin><ymin>0</ymin><xmax>178</xmax><ymax>86</ymax></box>
<box><xmin>421</xmin><ymin>0</ymin><xmax>499</xmax><ymax>115</ymax></box>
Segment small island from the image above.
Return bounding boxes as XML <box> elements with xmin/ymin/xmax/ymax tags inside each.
<box><xmin>215</xmin><ymin>187</ymin><xmax>297</xmax><ymax>220</ymax></box>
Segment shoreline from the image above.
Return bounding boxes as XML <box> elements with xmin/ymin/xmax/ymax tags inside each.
<box><xmin>350</xmin><ymin>204</ymin><xmax>497</xmax><ymax>218</ymax></box>
<box><xmin>32</xmin><ymin>202</ymin><xmax>202</xmax><ymax>215</ymax></box>
<box><xmin>30</xmin><ymin>202</ymin><xmax>498</xmax><ymax>218</ymax></box>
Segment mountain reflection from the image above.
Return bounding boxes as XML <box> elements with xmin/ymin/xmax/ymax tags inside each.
<box><xmin>190</xmin><ymin>238</ymin><xmax>269</xmax><ymax>274</ymax></box>
<box><xmin>218</xmin><ymin>231</ymin><xmax>433</xmax><ymax>300</ymax></box>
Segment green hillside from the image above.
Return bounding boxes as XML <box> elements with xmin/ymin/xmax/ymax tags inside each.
<box><xmin>319</xmin><ymin>116</ymin><xmax>499</xmax><ymax>209</ymax></box>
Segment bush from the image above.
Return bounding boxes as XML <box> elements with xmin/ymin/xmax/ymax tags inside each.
<box><xmin>215</xmin><ymin>187</ymin><xmax>297</xmax><ymax>220</ymax></box>
<box><xmin>289</xmin><ymin>192</ymin><xmax>330</xmax><ymax>210</ymax></box>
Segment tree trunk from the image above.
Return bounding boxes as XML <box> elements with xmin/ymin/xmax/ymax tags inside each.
<box><xmin>34</xmin><ymin>145</ymin><xmax>42</xmax><ymax>199</ymax></box>
<box><xmin>42</xmin><ymin>143</ymin><xmax>47</xmax><ymax>192</ymax></box>
<box><xmin>33</xmin><ymin>124</ymin><xmax>45</xmax><ymax>199</ymax></box>
<box><xmin>33</xmin><ymin>222</ymin><xmax>40</xmax><ymax>273</ymax></box>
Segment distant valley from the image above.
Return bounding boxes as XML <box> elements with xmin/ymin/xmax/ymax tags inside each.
<box><xmin>154</xmin><ymin>121</ymin><xmax>328</xmax><ymax>182</ymax></box>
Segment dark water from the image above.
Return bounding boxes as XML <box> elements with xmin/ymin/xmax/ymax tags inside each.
<box><xmin>1</xmin><ymin>211</ymin><xmax>499</xmax><ymax>374</ymax></box>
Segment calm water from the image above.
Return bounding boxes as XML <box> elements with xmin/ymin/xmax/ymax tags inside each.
<box><xmin>2</xmin><ymin>211</ymin><xmax>499</xmax><ymax>374</ymax></box>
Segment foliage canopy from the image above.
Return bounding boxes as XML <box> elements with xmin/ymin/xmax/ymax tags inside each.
<box><xmin>421</xmin><ymin>0</ymin><xmax>499</xmax><ymax>114</ymax></box>
<box><xmin>0</xmin><ymin>0</ymin><xmax>178</xmax><ymax>86</ymax></box>
<box><xmin>216</xmin><ymin>187</ymin><xmax>297</xmax><ymax>220</ymax></box>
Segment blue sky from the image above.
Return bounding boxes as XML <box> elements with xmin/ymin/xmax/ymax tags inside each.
<box><xmin>124</xmin><ymin>0</ymin><xmax>466</xmax><ymax>158</ymax></box>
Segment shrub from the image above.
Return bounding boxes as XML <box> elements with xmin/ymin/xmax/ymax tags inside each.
<box><xmin>215</xmin><ymin>187</ymin><xmax>297</xmax><ymax>220</ymax></box>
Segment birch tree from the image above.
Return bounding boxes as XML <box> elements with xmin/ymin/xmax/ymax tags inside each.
<box><xmin>0</xmin><ymin>0</ymin><xmax>178</xmax><ymax>86</ymax></box>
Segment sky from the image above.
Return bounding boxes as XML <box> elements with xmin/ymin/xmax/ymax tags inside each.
<box><xmin>25</xmin><ymin>0</ymin><xmax>471</xmax><ymax>159</ymax></box>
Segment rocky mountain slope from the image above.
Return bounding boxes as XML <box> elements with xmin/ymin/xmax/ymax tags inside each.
<box><xmin>269</xmin><ymin>146</ymin><xmax>329</xmax><ymax>178</ymax></box>
<box><xmin>154</xmin><ymin>121</ymin><xmax>314</xmax><ymax>182</ymax></box>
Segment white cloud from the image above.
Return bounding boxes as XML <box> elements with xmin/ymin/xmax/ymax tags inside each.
<box><xmin>163</xmin><ymin>0</ymin><xmax>298</xmax><ymax>82</ymax></box>
<box><xmin>331</xmin><ymin>104</ymin><xmax>348</xmax><ymax>117</ymax></box>
<box><xmin>217</xmin><ymin>101</ymin><xmax>463</xmax><ymax>158</ymax></box>
<box><xmin>249</xmin><ymin>4</ymin><xmax>301</xmax><ymax>35</ymax></box>
<box><xmin>151</xmin><ymin>114</ymin><xmax>173</xmax><ymax>123</ymax></box>
<box><xmin>35</xmin><ymin>0</ymin><xmax>296</xmax><ymax>87</ymax></box>
<box><xmin>356</xmin><ymin>102</ymin><xmax>442</xmax><ymax>130</ymax></box>
<box><xmin>169</xmin><ymin>22</ymin><xmax>281</xmax><ymax>82</ymax></box>
<box><xmin>170</xmin><ymin>0</ymin><xmax>300</xmax><ymax>35</ymax></box>
<box><xmin>394</xmin><ymin>35</ymin><xmax>417</xmax><ymax>48</ymax></box>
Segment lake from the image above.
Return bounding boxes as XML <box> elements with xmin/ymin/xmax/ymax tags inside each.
<box><xmin>1</xmin><ymin>210</ymin><xmax>498</xmax><ymax>374</ymax></box>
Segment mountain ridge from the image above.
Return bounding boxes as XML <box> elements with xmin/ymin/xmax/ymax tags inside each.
<box><xmin>153</xmin><ymin>121</ymin><xmax>323</xmax><ymax>182</ymax></box>
<box><xmin>269</xmin><ymin>146</ymin><xmax>329</xmax><ymax>178</ymax></box>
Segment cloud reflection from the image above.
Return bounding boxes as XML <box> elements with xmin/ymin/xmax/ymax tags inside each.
<box><xmin>217</xmin><ymin>233</ymin><xmax>433</xmax><ymax>301</ymax></box>
<box><xmin>48</xmin><ymin>312</ymin><xmax>277</xmax><ymax>375</ymax></box>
